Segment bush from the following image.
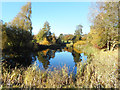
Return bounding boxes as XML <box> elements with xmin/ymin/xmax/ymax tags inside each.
<box><xmin>73</xmin><ymin>41</ymin><xmax>86</xmax><ymax>50</ymax></box>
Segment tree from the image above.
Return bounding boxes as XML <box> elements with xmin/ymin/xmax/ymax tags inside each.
<box><xmin>1</xmin><ymin>3</ymin><xmax>34</xmax><ymax>68</ymax></box>
<box><xmin>2</xmin><ymin>22</ymin><xmax>33</xmax><ymax>51</ymax></box>
<box><xmin>36</xmin><ymin>21</ymin><xmax>52</xmax><ymax>44</ymax></box>
<box><xmin>43</xmin><ymin>21</ymin><xmax>51</xmax><ymax>36</ymax></box>
<box><xmin>10</xmin><ymin>2</ymin><xmax>32</xmax><ymax>33</ymax></box>
<box><xmin>56</xmin><ymin>34</ymin><xmax>63</xmax><ymax>44</ymax></box>
<box><xmin>73</xmin><ymin>24</ymin><xmax>83</xmax><ymax>43</ymax></box>
<box><xmin>51</xmin><ymin>33</ymin><xmax>56</xmax><ymax>44</ymax></box>
<box><xmin>88</xmin><ymin>2</ymin><xmax>119</xmax><ymax>49</ymax></box>
<box><xmin>36</xmin><ymin>29</ymin><xmax>46</xmax><ymax>42</ymax></box>
<box><xmin>74</xmin><ymin>24</ymin><xmax>83</xmax><ymax>36</ymax></box>
<box><xmin>2</xmin><ymin>2</ymin><xmax>33</xmax><ymax>54</ymax></box>
<box><xmin>58</xmin><ymin>34</ymin><xmax>63</xmax><ymax>40</ymax></box>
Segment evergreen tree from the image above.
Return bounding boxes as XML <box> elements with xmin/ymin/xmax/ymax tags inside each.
<box><xmin>36</xmin><ymin>21</ymin><xmax>51</xmax><ymax>43</ymax></box>
<box><xmin>43</xmin><ymin>21</ymin><xmax>51</xmax><ymax>36</ymax></box>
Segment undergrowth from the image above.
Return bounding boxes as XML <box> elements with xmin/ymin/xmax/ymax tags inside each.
<box><xmin>1</xmin><ymin>45</ymin><xmax>119</xmax><ymax>88</ymax></box>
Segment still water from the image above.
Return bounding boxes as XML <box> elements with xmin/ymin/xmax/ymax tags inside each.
<box><xmin>32</xmin><ymin>48</ymin><xmax>87</xmax><ymax>74</ymax></box>
<box><xmin>3</xmin><ymin>47</ymin><xmax>87</xmax><ymax>74</ymax></box>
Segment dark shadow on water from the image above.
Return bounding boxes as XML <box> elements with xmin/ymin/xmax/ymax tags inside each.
<box><xmin>2</xmin><ymin>44</ymin><xmax>87</xmax><ymax>75</ymax></box>
<box><xmin>72</xmin><ymin>50</ymin><xmax>82</xmax><ymax>66</ymax></box>
<box><xmin>2</xmin><ymin>44</ymin><xmax>65</xmax><ymax>69</ymax></box>
<box><xmin>2</xmin><ymin>45</ymin><xmax>38</xmax><ymax>69</ymax></box>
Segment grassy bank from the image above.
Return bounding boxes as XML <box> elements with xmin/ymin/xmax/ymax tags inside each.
<box><xmin>1</xmin><ymin>64</ymin><xmax>76</xmax><ymax>88</ymax></box>
<box><xmin>1</xmin><ymin>44</ymin><xmax>119</xmax><ymax>88</ymax></box>
<box><xmin>75</xmin><ymin>44</ymin><xmax>119</xmax><ymax>88</ymax></box>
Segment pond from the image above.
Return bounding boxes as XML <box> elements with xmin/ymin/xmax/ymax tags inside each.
<box><xmin>2</xmin><ymin>47</ymin><xmax>87</xmax><ymax>74</ymax></box>
<box><xmin>32</xmin><ymin>47</ymin><xmax>87</xmax><ymax>74</ymax></box>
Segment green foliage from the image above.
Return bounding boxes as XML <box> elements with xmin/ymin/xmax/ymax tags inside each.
<box><xmin>58</xmin><ymin>33</ymin><xmax>64</xmax><ymax>40</ymax></box>
<box><xmin>74</xmin><ymin>24</ymin><xmax>83</xmax><ymax>36</ymax></box>
<box><xmin>2</xmin><ymin>17</ymin><xmax>33</xmax><ymax>50</ymax></box>
<box><xmin>2</xmin><ymin>22</ymin><xmax>33</xmax><ymax>53</ymax></box>
<box><xmin>73</xmin><ymin>24</ymin><xmax>83</xmax><ymax>43</ymax></box>
<box><xmin>57</xmin><ymin>25</ymin><xmax>83</xmax><ymax>43</ymax></box>
<box><xmin>36</xmin><ymin>21</ymin><xmax>56</xmax><ymax>44</ymax></box>
<box><xmin>72</xmin><ymin>36</ymin><xmax>81</xmax><ymax>43</ymax></box>
<box><xmin>88</xmin><ymin>28</ymin><xmax>107</xmax><ymax>49</ymax></box>
<box><xmin>43</xmin><ymin>21</ymin><xmax>50</xmax><ymax>32</ymax></box>
<box><xmin>51</xmin><ymin>33</ymin><xmax>56</xmax><ymax>44</ymax></box>
<box><xmin>63</xmin><ymin>34</ymin><xmax>74</xmax><ymax>41</ymax></box>
<box><xmin>36</xmin><ymin>29</ymin><xmax>47</xmax><ymax>43</ymax></box>
<box><xmin>56</xmin><ymin>34</ymin><xmax>64</xmax><ymax>44</ymax></box>
<box><xmin>1</xmin><ymin>2</ymin><xmax>33</xmax><ymax>64</ymax></box>
<box><xmin>57</xmin><ymin>34</ymin><xmax>74</xmax><ymax>43</ymax></box>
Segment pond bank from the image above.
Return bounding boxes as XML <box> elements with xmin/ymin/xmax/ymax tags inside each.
<box><xmin>75</xmin><ymin>45</ymin><xmax>118</xmax><ymax>88</ymax></box>
<box><xmin>34</xmin><ymin>43</ymin><xmax>66</xmax><ymax>51</ymax></box>
<box><xmin>1</xmin><ymin>44</ymin><xmax>119</xmax><ymax>88</ymax></box>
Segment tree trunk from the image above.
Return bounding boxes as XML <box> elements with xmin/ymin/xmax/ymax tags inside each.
<box><xmin>111</xmin><ymin>42</ymin><xmax>119</xmax><ymax>51</ymax></box>
<box><xmin>107</xmin><ymin>41</ymin><xmax>110</xmax><ymax>51</ymax></box>
<box><xmin>111</xmin><ymin>43</ymin><xmax>116</xmax><ymax>51</ymax></box>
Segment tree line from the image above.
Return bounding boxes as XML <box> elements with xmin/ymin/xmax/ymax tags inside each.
<box><xmin>2</xmin><ymin>1</ymin><xmax>119</xmax><ymax>55</ymax></box>
<box><xmin>2</xmin><ymin>2</ymin><xmax>33</xmax><ymax>54</ymax></box>
<box><xmin>1</xmin><ymin>2</ymin><xmax>83</xmax><ymax>64</ymax></box>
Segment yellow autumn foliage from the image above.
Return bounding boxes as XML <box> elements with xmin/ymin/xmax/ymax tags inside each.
<box><xmin>40</xmin><ymin>38</ymin><xmax>50</xmax><ymax>45</ymax></box>
<box><xmin>73</xmin><ymin>41</ymin><xmax>86</xmax><ymax>47</ymax></box>
<box><xmin>73</xmin><ymin>48</ymin><xmax>82</xmax><ymax>53</ymax></box>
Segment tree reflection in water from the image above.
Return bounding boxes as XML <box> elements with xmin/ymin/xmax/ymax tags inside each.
<box><xmin>72</xmin><ymin>50</ymin><xmax>82</xmax><ymax>66</ymax></box>
<box><xmin>37</xmin><ymin>47</ymin><xmax>83</xmax><ymax>70</ymax></box>
<box><xmin>64</xmin><ymin>47</ymin><xmax>82</xmax><ymax>66</ymax></box>
<box><xmin>37</xmin><ymin>49</ymin><xmax>56</xmax><ymax>69</ymax></box>
<box><xmin>2</xmin><ymin>46</ymin><xmax>85</xmax><ymax>71</ymax></box>
<box><xmin>2</xmin><ymin>49</ymin><xmax>36</xmax><ymax>68</ymax></box>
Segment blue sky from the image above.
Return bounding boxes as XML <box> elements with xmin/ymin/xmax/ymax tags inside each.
<box><xmin>2</xmin><ymin>2</ymin><xmax>91</xmax><ymax>36</ymax></box>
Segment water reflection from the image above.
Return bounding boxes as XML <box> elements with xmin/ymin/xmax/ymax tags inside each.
<box><xmin>37</xmin><ymin>49</ymin><xmax>56</xmax><ymax>69</ymax></box>
<box><xmin>35</xmin><ymin>47</ymin><xmax>87</xmax><ymax>71</ymax></box>
<box><xmin>2</xmin><ymin>46</ymin><xmax>87</xmax><ymax>73</ymax></box>
<box><xmin>72</xmin><ymin>50</ymin><xmax>82</xmax><ymax>66</ymax></box>
<box><xmin>2</xmin><ymin>49</ymin><xmax>36</xmax><ymax>68</ymax></box>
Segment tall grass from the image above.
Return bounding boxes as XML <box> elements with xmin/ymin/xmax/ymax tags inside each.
<box><xmin>75</xmin><ymin>44</ymin><xmax>118</xmax><ymax>88</ymax></box>
<box><xmin>1</xmin><ymin>63</ymin><xmax>76</xmax><ymax>88</ymax></box>
<box><xmin>1</xmin><ymin>44</ymin><xmax>119</xmax><ymax>88</ymax></box>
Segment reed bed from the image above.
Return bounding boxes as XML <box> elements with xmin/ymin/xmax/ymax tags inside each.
<box><xmin>1</xmin><ymin>45</ymin><xmax>119</xmax><ymax>88</ymax></box>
